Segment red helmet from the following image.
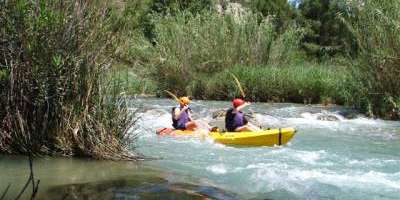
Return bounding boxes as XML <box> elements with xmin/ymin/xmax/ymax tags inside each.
<box><xmin>232</xmin><ymin>98</ymin><xmax>245</xmax><ymax>108</ymax></box>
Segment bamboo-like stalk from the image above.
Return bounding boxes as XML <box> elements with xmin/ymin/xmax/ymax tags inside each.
<box><xmin>229</xmin><ymin>72</ymin><xmax>246</xmax><ymax>99</ymax></box>
<box><xmin>164</xmin><ymin>90</ymin><xmax>180</xmax><ymax>102</ymax></box>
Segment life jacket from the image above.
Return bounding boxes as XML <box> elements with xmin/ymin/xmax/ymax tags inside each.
<box><xmin>225</xmin><ymin>108</ymin><xmax>247</xmax><ymax>131</ymax></box>
<box><xmin>171</xmin><ymin>106</ymin><xmax>190</xmax><ymax>129</ymax></box>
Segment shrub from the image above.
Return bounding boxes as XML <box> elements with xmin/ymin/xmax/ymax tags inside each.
<box><xmin>0</xmin><ymin>0</ymin><xmax>141</xmax><ymax>159</ymax></box>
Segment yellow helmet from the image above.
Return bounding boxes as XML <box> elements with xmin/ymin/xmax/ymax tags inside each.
<box><xmin>179</xmin><ymin>96</ymin><xmax>190</xmax><ymax>105</ymax></box>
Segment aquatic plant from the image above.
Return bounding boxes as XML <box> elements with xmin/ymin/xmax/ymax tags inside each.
<box><xmin>0</xmin><ymin>0</ymin><xmax>141</xmax><ymax>159</ymax></box>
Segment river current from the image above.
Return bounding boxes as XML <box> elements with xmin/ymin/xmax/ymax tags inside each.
<box><xmin>133</xmin><ymin>98</ymin><xmax>400</xmax><ymax>200</ymax></box>
<box><xmin>1</xmin><ymin>98</ymin><xmax>399</xmax><ymax>199</ymax></box>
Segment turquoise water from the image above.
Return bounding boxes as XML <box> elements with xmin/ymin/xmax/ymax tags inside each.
<box><xmin>133</xmin><ymin>98</ymin><xmax>400</xmax><ymax>200</ymax></box>
<box><xmin>1</xmin><ymin>98</ymin><xmax>399</xmax><ymax>199</ymax></box>
<box><xmin>0</xmin><ymin>156</ymin><xmax>155</xmax><ymax>199</ymax></box>
<box><xmin>0</xmin><ymin>155</ymin><xmax>238</xmax><ymax>199</ymax></box>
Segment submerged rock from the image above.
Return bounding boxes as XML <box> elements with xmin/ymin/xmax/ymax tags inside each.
<box><xmin>316</xmin><ymin>114</ymin><xmax>340</xmax><ymax>121</ymax></box>
<box><xmin>336</xmin><ymin>110</ymin><xmax>361</xmax><ymax>119</ymax></box>
<box><xmin>42</xmin><ymin>176</ymin><xmax>239</xmax><ymax>200</ymax></box>
<box><xmin>212</xmin><ymin>110</ymin><xmax>226</xmax><ymax>119</ymax></box>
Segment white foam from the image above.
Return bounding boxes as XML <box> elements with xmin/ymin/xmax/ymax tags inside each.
<box><xmin>206</xmin><ymin>164</ymin><xmax>228</xmax><ymax>175</ymax></box>
<box><xmin>254</xmin><ymin>114</ymin><xmax>281</xmax><ymax>127</ymax></box>
<box><xmin>346</xmin><ymin>158</ymin><xmax>400</xmax><ymax>167</ymax></box>
<box><xmin>249</xmin><ymin>167</ymin><xmax>400</xmax><ymax>194</ymax></box>
<box><xmin>347</xmin><ymin>117</ymin><xmax>382</xmax><ymax>125</ymax></box>
<box><xmin>292</xmin><ymin>150</ymin><xmax>325</xmax><ymax>164</ymax></box>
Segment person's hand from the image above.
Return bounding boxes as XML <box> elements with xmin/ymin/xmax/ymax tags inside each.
<box><xmin>244</xmin><ymin>102</ymin><xmax>251</xmax><ymax>106</ymax></box>
<box><xmin>182</xmin><ymin>105</ymin><xmax>190</xmax><ymax>111</ymax></box>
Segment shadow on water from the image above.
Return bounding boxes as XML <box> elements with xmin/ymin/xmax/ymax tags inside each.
<box><xmin>41</xmin><ymin>176</ymin><xmax>239</xmax><ymax>200</ymax></box>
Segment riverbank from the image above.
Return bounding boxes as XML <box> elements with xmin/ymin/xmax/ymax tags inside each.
<box><xmin>121</xmin><ymin>61</ymin><xmax>369</xmax><ymax>117</ymax></box>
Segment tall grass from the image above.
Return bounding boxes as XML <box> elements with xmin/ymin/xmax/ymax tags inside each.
<box><xmin>129</xmin><ymin>11</ymin><xmax>303</xmax><ymax>96</ymax></box>
<box><xmin>345</xmin><ymin>0</ymin><xmax>400</xmax><ymax>119</ymax></box>
<box><xmin>127</xmin><ymin>10</ymin><xmax>361</xmax><ymax>108</ymax></box>
<box><xmin>110</xmin><ymin>65</ymin><xmax>157</xmax><ymax>95</ymax></box>
<box><xmin>0</xmin><ymin>0</ymin><xmax>140</xmax><ymax>159</ymax></box>
<box><xmin>193</xmin><ymin>63</ymin><xmax>358</xmax><ymax>104</ymax></box>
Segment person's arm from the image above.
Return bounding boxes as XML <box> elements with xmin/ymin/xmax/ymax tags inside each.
<box><xmin>173</xmin><ymin>106</ymin><xmax>189</xmax><ymax>120</ymax></box>
<box><xmin>236</xmin><ymin>102</ymin><xmax>251</xmax><ymax>112</ymax></box>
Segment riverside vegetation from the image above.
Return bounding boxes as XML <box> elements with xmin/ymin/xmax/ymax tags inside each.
<box><xmin>0</xmin><ymin>1</ymin><xmax>141</xmax><ymax>159</ymax></box>
<box><xmin>0</xmin><ymin>0</ymin><xmax>399</xmax><ymax>158</ymax></box>
<box><xmin>123</xmin><ymin>0</ymin><xmax>399</xmax><ymax>119</ymax></box>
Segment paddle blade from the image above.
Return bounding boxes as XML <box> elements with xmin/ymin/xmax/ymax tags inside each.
<box><xmin>229</xmin><ymin>72</ymin><xmax>246</xmax><ymax>98</ymax></box>
<box><xmin>164</xmin><ymin>90</ymin><xmax>180</xmax><ymax>102</ymax></box>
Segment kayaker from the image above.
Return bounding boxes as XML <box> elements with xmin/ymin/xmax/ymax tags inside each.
<box><xmin>172</xmin><ymin>96</ymin><xmax>197</xmax><ymax>130</ymax></box>
<box><xmin>225</xmin><ymin>98</ymin><xmax>259</xmax><ymax>132</ymax></box>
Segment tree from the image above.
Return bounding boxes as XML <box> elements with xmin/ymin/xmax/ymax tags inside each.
<box><xmin>298</xmin><ymin>0</ymin><xmax>354</xmax><ymax>58</ymax></box>
<box><xmin>249</xmin><ymin>0</ymin><xmax>295</xmax><ymax>29</ymax></box>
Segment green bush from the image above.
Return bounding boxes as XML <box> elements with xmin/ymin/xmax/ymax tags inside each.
<box><xmin>0</xmin><ymin>0</ymin><xmax>140</xmax><ymax>159</ymax></box>
<box><xmin>199</xmin><ymin>63</ymin><xmax>357</xmax><ymax>104</ymax></box>
<box><xmin>345</xmin><ymin>0</ymin><xmax>400</xmax><ymax>119</ymax></box>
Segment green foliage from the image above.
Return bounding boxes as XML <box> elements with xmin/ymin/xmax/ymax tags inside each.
<box><xmin>298</xmin><ymin>0</ymin><xmax>355</xmax><ymax>58</ymax></box>
<box><xmin>198</xmin><ymin>63</ymin><xmax>357</xmax><ymax>104</ymax></box>
<box><xmin>110</xmin><ymin>66</ymin><xmax>157</xmax><ymax>95</ymax></box>
<box><xmin>0</xmin><ymin>69</ymin><xmax>8</xmax><ymax>81</ymax></box>
<box><xmin>140</xmin><ymin>0</ymin><xmax>214</xmax><ymax>41</ymax></box>
<box><xmin>345</xmin><ymin>0</ymin><xmax>400</xmax><ymax>119</ymax></box>
<box><xmin>0</xmin><ymin>0</ymin><xmax>140</xmax><ymax>159</ymax></box>
<box><xmin>130</xmin><ymin>11</ymin><xmax>303</xmax><ymax>96</ymax></box>
<box><xmin>148</xmin><ymin>0</ymin><xmax>213</xmax><ymax>14</ymax></box>
<box><xmin>249</xmin><ymin>0</ymin><xmax>295</xmax><ymax>29</ymax></box>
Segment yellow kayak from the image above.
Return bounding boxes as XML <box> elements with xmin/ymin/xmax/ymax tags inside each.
<box><xmin>156</xmin><ymin>127</ymin><xmax>296</xmax><ymax>146</ymax></box>
<box><xmin>209</xmin><ymin>128</ymin><xmax>296</xmax><ymax>146</ymax></box>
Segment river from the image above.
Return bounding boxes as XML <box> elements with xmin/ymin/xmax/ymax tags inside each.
<box><xmin>1</xmin><ymin>98</ymin><xmax>399</xmax><ymax>199</ymax></box>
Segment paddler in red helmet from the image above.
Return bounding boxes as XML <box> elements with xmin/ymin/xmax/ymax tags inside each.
<box><xmin>225</xmin><ymin>98</ymin><xmax>259</xmax><ymax>132</ymax></box>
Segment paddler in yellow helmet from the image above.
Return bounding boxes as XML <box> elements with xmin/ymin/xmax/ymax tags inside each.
<box><xmin>172</xmin><ymin>96</ymin><xmax>198</xmax><ymax>130</ymax></box>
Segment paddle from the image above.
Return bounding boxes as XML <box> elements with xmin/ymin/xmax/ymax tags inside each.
<box><xmin>229</xmin><ymin>72</ymin><xmax>262</xmax><ymax>131</ymax></box>
<box><xmin>229</xmin><ymin>72</ymin><xmax>246</xmax><ymax>99</ymax></box>
<box><xmin>164</xmin><ymin>90</ymin><xmax>212</xmax><ymax>132</ymax></box>
<box><xmin>164</xmin><ymin>90</ymin><xmax>180</xmax><ymax>103</ymax></box>
<box><xmin>164</xmin><ymin>90</ymin><xmax>193</xmax><ymax>112</ymax></box>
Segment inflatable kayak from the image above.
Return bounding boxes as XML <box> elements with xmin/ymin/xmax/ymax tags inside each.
<box><xmin>156</xmin><ymin>127</ymin><xmax>296</xmax><ymax>146</ymax></box>
<box><xmin>209</xmin><ymin>128</ymin><xmax>295</xmax><ymax>146</ymax></box>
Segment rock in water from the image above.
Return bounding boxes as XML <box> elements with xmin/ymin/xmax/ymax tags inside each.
<box><xmin>211</xmin><ymin>109</ymin><xmax>226</xmax><ymax>119</ymax></box>
<box><xmin>316</xmin><ymin>114</ymin><xmax>340</xmax><ymax>121</ymax></box>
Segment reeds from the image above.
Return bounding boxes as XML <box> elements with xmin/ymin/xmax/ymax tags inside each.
<box><xmin>0</xmin><ymin>0</ymin><xmax>141</xmax><ymax>159</ymax></box>
<box><xmin>130</xmin><ymin>11</ymin><xmax>303</xmax><ymax>96</ymax></box>
<box><xmin>344</xmin><ymin>0</ymin><xmax>400</xmax><ymax>118</ymax></box>
<box><xmin>197</xmin><ymin>63</ymin><xmax>356</xmax><ymax>104</ymax></box>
